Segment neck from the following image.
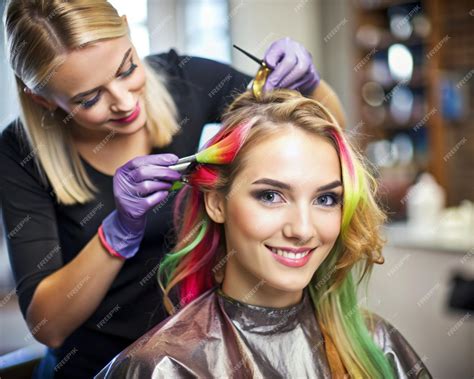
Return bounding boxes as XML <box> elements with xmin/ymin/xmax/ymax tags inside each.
<box><xmin>72</xmin><ymin>125</ymin><xmax>153</xmax><ymax>175</ymax></box>
<box><xmin>72</xmin><ymin>124</ymin><xmax>151</xmax><ymax>151</ymax></box>
<box><xmin>221</xmin><ymin>262</ymin><xmax>304</xmax><ymax>308</ymax></box>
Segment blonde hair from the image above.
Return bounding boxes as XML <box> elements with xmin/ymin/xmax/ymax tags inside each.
<box><xmin>159</xmin><ymin>90</ymin><xmax>393</xmax><ymax>378</ymax></box>
<box><xmin>4</xmin><ymin>0</ymin><xmax>179</xmax><ymax>205</ymax></box>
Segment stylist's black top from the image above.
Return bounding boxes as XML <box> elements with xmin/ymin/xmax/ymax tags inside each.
<box><xmin>0</xmin><ymin>49</ymin><xmax>251</xmax><ymax>378</ymax></box>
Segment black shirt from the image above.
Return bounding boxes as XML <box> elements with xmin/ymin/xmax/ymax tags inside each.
<box><xmin>0</xmin><ymin>49</ymin><xmax>251</xmax><ymax>378</ymax></box>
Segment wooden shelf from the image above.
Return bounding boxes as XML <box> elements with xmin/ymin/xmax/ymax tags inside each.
<box><xmin>352</xmin><ymin>0</ymin><xmax>474</xmax><ymax>218</ymax></box>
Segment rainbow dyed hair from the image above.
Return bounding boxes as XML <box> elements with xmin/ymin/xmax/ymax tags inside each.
<box><xmin>158</xmin><ymin>89</ymin><xmax>392</xmax><ymax>378</ymax></box>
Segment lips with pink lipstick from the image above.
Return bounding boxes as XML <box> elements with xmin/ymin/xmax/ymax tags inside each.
<box><xmin>110</xmin><ymin>101</ymin><xmax>141</xmax><ymax>124</ymax></box>
<box><xmin>265</xmin><ymin>244</ymin><xmax>316</xmax><ymax>268</ymax></box>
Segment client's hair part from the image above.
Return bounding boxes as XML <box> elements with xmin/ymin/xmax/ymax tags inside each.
<box><xmin>158</xmin><ymin>89</ymin><xmax>393</xmax><ymax>378</ymax></box>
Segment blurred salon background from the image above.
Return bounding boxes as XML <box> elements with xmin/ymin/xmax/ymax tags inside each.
<box><xmin>0</xmin><ymin>0</ymin><xmax>472</xmax><ymax>377</ymax></box>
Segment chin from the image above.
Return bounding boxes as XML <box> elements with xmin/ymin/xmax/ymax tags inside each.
<box><xmin>264</xmin><ymin>275</ymin><xmax>311</xmax><ymax>294</ymax></box>
<box><xmin>109</xmin><ymin>118</ymin><xmax>146</xmax><ymax>135</ymax></box>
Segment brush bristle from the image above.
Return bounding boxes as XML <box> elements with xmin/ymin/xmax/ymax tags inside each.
<box><xmin>195</xmin><ymin>122</ymin><xmax>250</xmax><ymax>164</ymax></box>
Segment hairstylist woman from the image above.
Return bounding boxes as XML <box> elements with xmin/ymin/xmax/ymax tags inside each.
<box><xmin>0</xmin><ymin>0</ymin><xmax>345</xmax><ymax>378</ymax></box>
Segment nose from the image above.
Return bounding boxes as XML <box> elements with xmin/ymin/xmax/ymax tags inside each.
<box><xmin>108</xmin><ymin>82</ymin><xmax>135</xmax><ymax>114</ymax></box>
<box><xmin>282</xmin><ymin>204</ymin><xmax>316</xmax><ymax>246</ymax></box>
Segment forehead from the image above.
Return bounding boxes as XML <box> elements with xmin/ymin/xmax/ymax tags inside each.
<box><xmin>47</xmin><ymin>36</ymin><xmax>131</xmax><ymax>96</ymax></box>
<box><xmin>237</xmin><ymin>127</ymin><xmax>341</xmax><ymax>187</ymax></box>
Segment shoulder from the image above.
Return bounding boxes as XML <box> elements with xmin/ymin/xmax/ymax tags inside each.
<box><xmin>96</xmin><ymin>289</ymin><xmax>220</xmax><ymax>378</ymax></box>
<box><xmin>136</xmin><ymin>288</ymin><xmax>218</xmax><ymax>353</ymax></box>
<box><xmin>94</xmin><ymin>353</ymin><xmax>195</xmax><ymax>378</ymax></box>
<box><xmin>144</xmin><ymin>48</ymin><xmax>209</xmax><ymax>81</ymax></box>
<box><xmin>0</xmin><ymin>120</ymin><xmax>36</xmax><ymax>177</ymax></box>
<box><xmin>363</xmin><ymin>310</ymin><xmax>432</xmax><ymax>378</ymax></box>
<box><xmin>144</xmin><ymin>48</ymin><xmax>185</xmax><ymax>76</ymax></box>
<box><xmin>0</xmin><ymin>119</ymin><xmax>48</xmax><ymax>188</ymax></box>
<box><xmin>0</xmin><ymin>119</ymin><xmax>29</xmax><ymax>158</ymax></box>
<box><xmin>145</xmin><ymin>48</ymin><xmax>251</xmax><ymax>88</ymax></box>
<box><xmin>145</xmin><ymin>48</ymin><xmax>233</xmax><ymax>75</ymax></box>
<box><xmin>144</xmin><ymin>49</ymin><xmax>251</xmax><ymax>123</ymax></box>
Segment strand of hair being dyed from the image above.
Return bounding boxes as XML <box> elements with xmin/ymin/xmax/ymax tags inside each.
<box><xmin>159</xmin><ymin>122</ymin><xmax>253</xmax><ymax>312</ymax></box>
<box><xmin>177</xmin><ymin>121</ymin><xmax>253</xmax><ymax>167</ymax></box>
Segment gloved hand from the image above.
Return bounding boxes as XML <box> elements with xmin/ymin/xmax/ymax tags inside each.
<box><xmin>101</xmin><ymin>153</ymin><xmax>182</xmax><ymax>259</ymax></box>
<box><xmin>263</xmin><ymin>37</ymin><xmax>320</xmax><ymax>96</ymax></box>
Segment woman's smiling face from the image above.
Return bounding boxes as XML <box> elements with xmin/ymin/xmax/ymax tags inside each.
<box><xmin>42</xmin><ymin>35</ymin><xmax>147</xmax><ymax>139</ymax></box>
<box><xmin>205</xmin><ymin>125</ymin><xmax>342</xmax><ymax>307</ymax></box>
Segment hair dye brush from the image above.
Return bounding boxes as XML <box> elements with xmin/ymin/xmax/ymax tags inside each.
<box><xmin>169</xmin><ymin>122</ymin><xmax>251</xmax><ymax>189</ymax></box>
<box><xmin>233</xmin><ymin>44</ymin><xmax>272</xmax><ymax>99</ymax></box>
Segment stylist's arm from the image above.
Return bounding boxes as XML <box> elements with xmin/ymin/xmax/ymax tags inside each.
<box><xmin>26</xmin><ymin>154</ymin><xmax>180</xmax><ymax>347</ymax></box>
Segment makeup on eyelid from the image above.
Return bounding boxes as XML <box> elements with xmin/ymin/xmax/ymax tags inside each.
<box><xmin>77</xmin><ymin>56</ymin><xmax>138</xmax><ymax>109</ymax></box>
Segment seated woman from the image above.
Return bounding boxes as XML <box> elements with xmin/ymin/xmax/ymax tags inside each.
<box><xmin>96</xmin><ymin>90</ymin><xmax>432</xmax><ymax>378</ymax></box>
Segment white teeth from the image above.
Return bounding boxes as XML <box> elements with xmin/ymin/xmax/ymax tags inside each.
<box><xmin>268</xmin><ymin>247</ymin><xmax>311</xmax><ymax>259</ymax></box>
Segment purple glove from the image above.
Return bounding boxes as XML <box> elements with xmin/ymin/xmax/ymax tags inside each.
<box><xmin>263</xmin><ymin>37</ymin><xmax>320</xmax><ymax>96</ymax></box>
<box><xmin>101</xmin><ymin>153</ymin><xmax>182</xmax><ymax>259</ymax></box>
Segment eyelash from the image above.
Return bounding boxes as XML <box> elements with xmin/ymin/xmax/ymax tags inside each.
<box><xmin>254</xmin><ymin>190</ymin><xmax>342</xmax><ymax>208</ymax></box>
<box><xmin>80</xmin><ymin>59</ymin><xmax>138</xmax><ymax>109</ymax></box>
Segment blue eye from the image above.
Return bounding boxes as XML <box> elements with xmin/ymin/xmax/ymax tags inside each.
<box><xmin>253</xmin><ymin>190</ymin><xmax>342</xmax><ymax>208</ymax></box>
<box><xmin>255</xmin><ymin>190</ymin><xmax>284</xmax><ymax>204</ymax></box>
<box><xmin>315</xmin><ymin>193</ymin><xmax>342</xmax><ymax>207</ymax></box>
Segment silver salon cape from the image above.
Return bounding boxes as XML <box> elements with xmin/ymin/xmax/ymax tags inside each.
<box><xmin>95</xmin><ymin>287</ymin><xmax>432</xmax><ymax>378</ymax></box>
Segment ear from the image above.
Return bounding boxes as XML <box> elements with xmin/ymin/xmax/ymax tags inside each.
<box><xmin>122</xmin><ymin>15</ymin><xmax>128</xmax><ymax>27</ymax></box>
<box><xmin>23</xmin><ymin>88</ymin><xmax>57</xmax><ymax>111</ymax></box>
<box><xmin>204</xmin><ymin>190</ymin><xmax>226</xmax><ymax>224</ymax></box>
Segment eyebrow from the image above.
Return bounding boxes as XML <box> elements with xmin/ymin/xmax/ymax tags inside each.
<box><xmin>70</xmin><ymin>47</ymin><xmax>133</xmax><ymax>102</ymax></box>
<box><xmin>251</xmin><ymin>178</ymin><xmax>342</xmax><ymax>192</ymax></box>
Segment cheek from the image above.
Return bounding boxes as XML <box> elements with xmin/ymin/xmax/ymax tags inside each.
<box><xmin>56</xmin><ymin>98</ymin><xmax>109</xmax><ymax>126</ymax></box>
<box><xmin>226</xmin><ymin>198</ymin><xmax>280</xmax><ymax>244</ymax></box>
<box><xmin>73</xmin><ymin>107</ymin><xmax>110</xmax><ymax>125</ymax></box>
<box><xmin>315</xmin><ymin>210</ymin><xmax>341</xmax><ymax>243</ymax></box>
<box><xmin>130</xmin><ymin>66</ymin><xmax>146</xmax><ymax>93</ymax></box>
